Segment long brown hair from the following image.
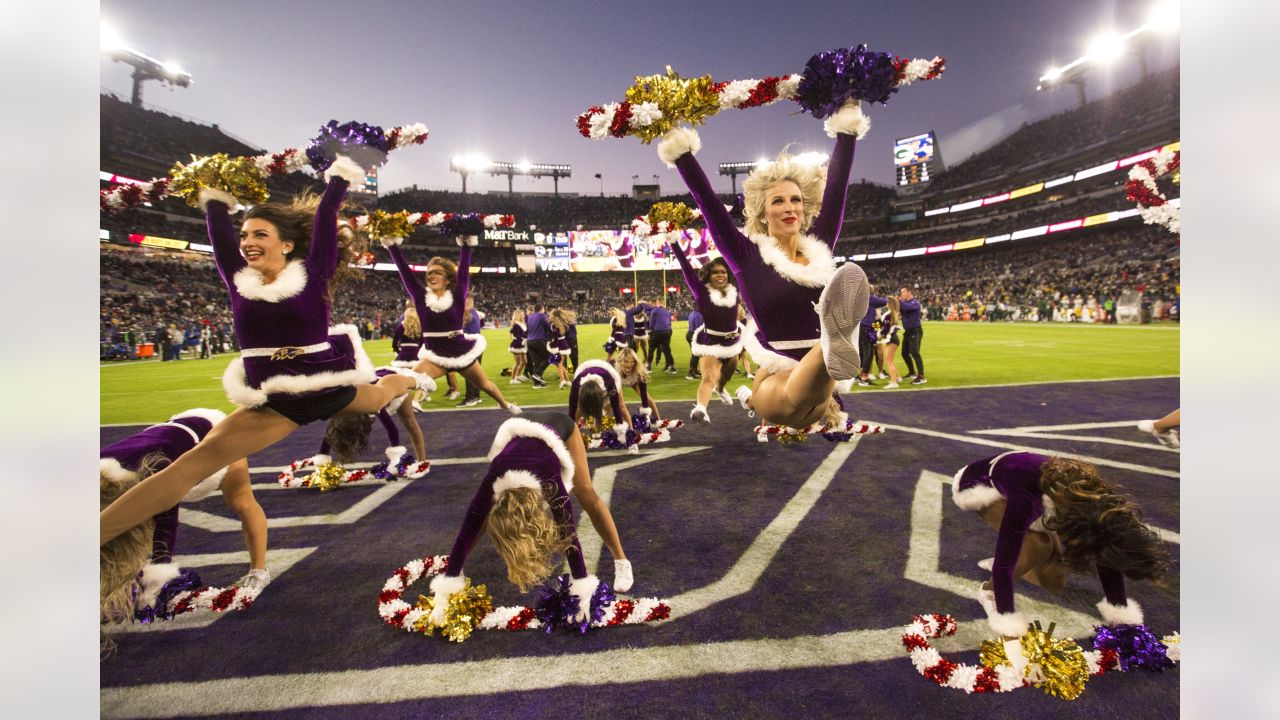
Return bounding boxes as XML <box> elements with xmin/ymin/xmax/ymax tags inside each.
<box><xmin>323</xmin><ymin>413</ymin><xmax>374</xmax><ymax>464</ymax></box>
<box><xmin>243</xmin><ymin>191</ymin><xmax>367</xmax><ymax>302</ymax></box>
<box><xmin>1039</xmin><ymin>458</ymin><xmax>1170</xmax><ymax>582</ymax></box>
<box><xmin>101</xmin><ymin>453</ymin><xmax>166</xmax><ymax>652</ymax></box>
<box><xmin>885</xmin><ymin>296</ymin><xmax>902</xmax><ymax>327</ymax></box>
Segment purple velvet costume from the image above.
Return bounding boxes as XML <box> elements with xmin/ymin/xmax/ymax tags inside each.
<box><xmin>207</xmin><ymin>177</ymin><xmax>375</xmax><ymax>408</ymax></box>
<box><xmin>603</xmin><ymin>318</ymin><xmax>627</xmax><ymax>354</ymax></box>
<box><xmin>672</xmin><ymin>133</ymin><xmax>857</xmax><ymax>373</ymax></box>
<box><xmin>679</xmin><ymin>229</ymin><xmax>712</xmax><ymax>267</ymax></box>
<box><xmin>508</xmin><ymin>321</ymin><xmax>527</xmax><ymax>354</ymax></box>
<box><xmin>391</xmin><ymin>320</ymin><xmax>422</xmax><ymax>368</ymax></box>
<box><xmin>611</xmin><ymin>234</ymin><xmax>635</xmax><ymax>269</ymax></box>
<box><xmin>548</xmin><ymin>325</ymin><xmax>569</xmax><ymax>365</ymax></box>
<box><xmin>671</xmin><ymin>243</ymin><xmax>744</xmax><ymax>359</ymax></box>
<box><xmin>100</xmin><ymin>409</ymin><xmax>229</xmax><ymax>563</ymax></box>
<box><xmin>567</xmin><ymin>360</ymin><xmax>629</xmax><ymax>425</ymax></box>
<box><xmin>629</xmin><ymin>306</ymin><xmax>649</xmax><ymax>340</ymax></box>
<box><xmin>440</xmin><ymin>412</ymin><xmax>586</xmax><ymax>581</ymax></box>
<box><xmin>952</xmin><ymin>451</ymin><xmax>1137</xmax><ymax>629</ymax></box>
<box><xmin>385</xmin><ymin>243</ymin><xmax>487</xmax><ymax>370</ymax></box>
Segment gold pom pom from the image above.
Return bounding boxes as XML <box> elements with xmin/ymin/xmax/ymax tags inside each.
<box><xmin>625</xmin><ymin>66</ymin><xmax>721</xmax><ymax>143</ymax></box>
<box><xmin>777</xmin><ymin>430</ymin><xmax>809</xmax><ymax>444</ymax></box>
<box><xmin>600</xmin><ymin>414</ymin><xmax>615</xmax><ymax>430</ymax></box>
<box><xmin>981</xmin><ymin>621</ymin><xmax>1090</xmax><ymax>701</ymax></box>
<box><xmin>169</xmin><ymin>153</ymin><xmax>269</xmax><ymax>208</ymax></box>
<box><xmin>302</xmin><ymin>462</ymin><xmax>347</xmax><ymax>492</ymax></box>
<box><xmin>647</xmin><ymin>202</ymin><xmax>697</xmax><ymax>231</ymax></box>
<box><xmin>366</xmin><ymin>210</ymin><xmax>414</xmax><ymax>243</ymax></box>
<box><xmin>411</xmin><ymin>579</ymin><xmax>493</xmax><ymax>643</ymax></box>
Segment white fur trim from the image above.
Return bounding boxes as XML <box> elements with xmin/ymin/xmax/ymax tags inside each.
<box><xmin>492</xmin><ymin>469</ymin><xmax>544</xmax><ymax>499</ymax></box>
<box><xmin>99</xmin><ymin>457</ymin><xmax>139</xmax><ymax>485</ymax></box>
<box><xmin>221</xmin><ymin>324</ymin><xmax>376</xmax><ymax>408</ymax></box>
<box><xmin>578</xmin><ymin>374</ymin><xmax>606</xmax><ymax>391</ymax></box>
<box><xmin>418</xmin><ymin>333</ymin><xmax>487</xmax><ymax>370</ymax></box>
<box><xmin>312</xmin><ymin>454</ymin><xmax>333</xmax><ymax>466</ymax></box>
<box><xmin>950</xmin><ymin>466</ymin><xmax>1004</xmax><ymax>511</ymax></box>
<box><xmin>182</xmin><ymin>466</ymin><xmax>227</xmax><ymax>503</ymax></box>
<box><xmin>385</xmin><ymin>445</ymin><xmax>408</xmax><ymax>466</ymax></box>
<box><xmin>1097</xmin><ymin>598</ymin><xmax>1144</xmax><ymax>625</ymax></box>
<box><xmin>690</xmin><ymin>325</ymin><xmax>746</xmax><ymax>359</ymax></box>
<box><xmin>657</xmin><ymin>126</ymin><xmax>702</xmax><ymax>168</ymax></box>
<box><xmin>137</xmin><ymin>563</ymin><xmax>182</xmax><ymax>609</ymax></box>
<box><xmin>740</xmin><ymin>318</ymin><xmax>803</xmax><ymax>374</ymax></box>
<box><xmin>169</xmin><ymin>408</ymin><xmax>227</xmax><ymax>427</ymax></box>
<box><xmin>573</xmin><ymin>359</ymin><xmax>623</xmax><ymax>389</ymax></box>
<box><xmin>233</xmin><ymin>259</ymin><xmax>308</xmax><ymax>303</ymax></box>
<box><xmin>706</xmin><ymin>283</ymin><xmax>738</xmax><ymax>308</ymax></box>
<box><xmin>385</xmin><ymin>395</ymin><xmax>406</xmax><ymax>414</ymax></box>
<box><xmin>487</xmin><ymin>417</ymin><xmax>575</xmax><ymax>491</ymax></box>
<box><xmin>423</xmin><ymin>289</ymin><xmax>454</xmax><ymax>313</ymax></box>
<box><xmin>749</xmin><ymin>232</ymin><xmax>836</xmax><ymax>288</ymax></box>
<box><xmin>823</xmin><ymin>101</ymin><xmax>871</xmax><ymax>139</ymax></box>
<box><xmin>429</xmin><ymin>572</ymin><xmax>467</xmax><ymax>613</ymax></box>
<box><xmin>323</xmin><ymin>154</ymin><xmax>366</xmax><ymax>184</ymax></box>
<box><xmin>455</xmin><ymin>235</ymin><xmax>479</xmax><ymax>247</ymax></box>
<box><xmin>390</xmin><ymin>359</ymin><xmax>418</xmax><ymax>368</ymax></box>
<box><xmin>379</xmin><ymin>236</ymin><xmax>405</xmax><ymax>248</ymax></box>
<box><xmin>198</xmin><ymin>186</ymin><xmax>239</xmax><ymax>209</ymax></box>
<box><xmin>569</xmin><ymin>574</ymin><xmax>601</xmax><ymax>621</ymax></box>
<box><xmin>638</xmin><ymin>407</ymin><xmax>652</xmax><ymax>417</ymax></box>
<box><xmin>987</xmin><ymin>610</ymin><xmax>1029</xmax><ymax>637</ymax></box>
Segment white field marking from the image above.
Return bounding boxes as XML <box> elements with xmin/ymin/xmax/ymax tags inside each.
<box><xmin>100</xmin><ymin>616</ymin><xmax>996</xmax><ymax>718</ymax></box>
<box><xmin>109</xmin><ymin>547</ymin><xmax>317</xmax><ymax>634</ymax></box>
<box><xmin>180</xmin><ymin>480</ymin><xmax>417</xmax><ymax>532</ymax></box>
<box><xmin>1150</xmin><ymin>526</ymin><xmax>1181</xmax><ymax>544</ymax></box>
<box><xmin>906</xmin><ymin>470</ymin><xmax>1100</xmax><ymax>637</ymax></box>
<box><xmin>973</xmin><ymin>420</ymin><xmax>1155</xmax><ymax>433</ymax></box>
<box><xmin>574</xmin><ymin>446</ymin><xmax>710</xmax><ymax>575</ymax></box>
<box><xmin>874</xmin><ymin>422</ymin><xmax>1179</xmax><ymax>479</ymax></box>
<box><xmin>970</xmin><ymin>340</ymin><xmax>1058</xmax><ymax>348</ymax></box>
<box><xmin>974</xmin><ymin>431</ymin><xmax>1179</xmax><ymax>453</ymax></box>
<box><xmin>666</xmin><ymin>440</ymin><xmax>861</xmax><ymax>617</ymax></box>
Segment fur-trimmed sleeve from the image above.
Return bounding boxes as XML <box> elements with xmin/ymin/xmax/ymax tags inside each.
<box><xmin>206</xmin><ymin>199</ymin><xmax>246</xmax><ymax>291</ymax></box>
<box><xmin>454</xmin><ymin>244</ymin><xmax>473</xmax><ymax>307</ymax></box>
<box><xmin>673</xmin><ymin>152</ymin><xmax>749</xmax><ymax>276</ymax></box>
<box><xmin>671</xmin><ymin>241</ymin><xmax>705</xmax><ymax>302</ymax></box>
<box><xmin>309</xmin><ymin>176</ymin><xmax>349</xmax><ymax>280</ymax></box>
<box><xmin>386</xmin><ymin>243</ymin><xmax>425</xmax><ymax>305</ymax></box>
<box><xmin>376</xmin><ymin>409</ymin><xmax>400</xmax><ymax>447</ymax></box>
<box><xmin>991</xmin><ymin>481</ymin><xmax>1042</xmax><ymax>615</ymax></box>
<box><xmin>545</xmin><ymin>477</ymin><xmax>588</xmax><ymax>579</ymax></box>
<box><xmin>810</xmin><ymin>133</ymin><xmax>858</xmax><ymax>247</ymax></box>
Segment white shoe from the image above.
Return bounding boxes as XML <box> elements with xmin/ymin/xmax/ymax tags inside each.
<box><xmin>509</xmin><ymin>379</ymin><xmax>520</xmax><ymax>385</ymax></box>
<box><xmin>445</xmin><ymin>390</ymin><xmax>460</xmax><ymax>400</ymax></box>
<box><xmin>816</xmin><ymin>263</ymin><xmax>869</xmax><ymax>382</ymax></box>
<box><xmin>977</xmin><ymin>557</ymin><xmax>994</xmax><ymax>572</ymax></box>
<box><xmin>878</xmin><ymin>372</ymin><xmax>889</xmax><ymax>380</ymax></box>
<box><xmin>977</xmin><ymin>580</ymin><xmax>998</xmax><ymax>618</ymax></box>
<box><xmin>885</xmin><ymin>382</ymin><xmax>899</xmax><ymax>389</ymax></box>
<box><xmin>233</xmin><ymin>568</ymin><xmax>271</xmax><ymax>596</ymax></box>
<box><xmin>613</xmin><ymin>559</ymin><xmax>634</xmax><ymax>593</ymax></box>
<box><xmin>506</xmin><ymin>403</ymin><xmax>523</xmax><ymax>415</ymax></box>
<box><xmin>717</xmin><ymin>388</ymin><xmax>734</xmax><ymax>405</ymax></box>
<box><xmin>690</xmin><ymin>404</ymin><xmax>709</xmax><ymax>423</ymax></box>
<box><xmin>734</xmin><ymin>385</ymin><xmax>753</xmax><ymax>410</ymax></box>
<box><xmin>412</xmin><ymin>400</ymin><xmax>426</xmax><ymax>412</ymax></box>
<box><xmin>1137</xmin><ymin>420</ymin><xmax>1179</xmax><ymax>448</ymax></box>
<box><xmin>746</xmin><ymin>372</ymin><xmax>755</xmax><ymax>379</ymax></box>
<box><xmin>560</xmin><ymin>380</ymin><xmax>571</xmax><ymax>389</ymax></box>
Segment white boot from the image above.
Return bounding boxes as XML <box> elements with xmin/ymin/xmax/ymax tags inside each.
<box><xmin>613</xmin><ymin>559</ymin><xmax>634</xmax><ymax>593</ymax></box>
<box><xmin>690</xmin><ymin>404</ymin><xmax>709</xmax><ymax>423</ymax></box>
<box><xmin>815</xmin><ymin>263</ymin><xmax>869</xmax><ymax>381</ymax></box>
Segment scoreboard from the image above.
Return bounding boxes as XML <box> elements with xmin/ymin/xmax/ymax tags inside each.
<box><xmin>893</xmin><ymin>131</ymin><xmax>942</xmax><ymax>187</ymax></box>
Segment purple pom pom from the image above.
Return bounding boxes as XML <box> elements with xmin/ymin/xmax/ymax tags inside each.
<box><xmin>439</xmin><ymin>214</ymin><xmax>486</xmax><ymax>239</ymax></box>
<box><xmin>532</xmin><ymin>575</ymin><xmax>616</xmax><ymax>634</ymax></box>
<box><xmin>1092</xmin><ymin>624</ymin><xmax>1175</xmax><ymax>672</ymax></box>
<box><xmin>598</xmin><ymin>429</ymin><xmax>626</xmax><ymax>450</ymax></box>
<box><xmin>623</xmin><ymin>428</ymin><xmax>640</xmax><ymax>447</ymax></box>
<box><xmin>369</xmin><ymin>460</ymin><xmax>393</xmax><ymax>480</ymax></box>
<box><xmin>797</xmin><ymin>45</ymin><xmax>902</xmax><ymax>118</ymax></box>
<box><xmin>631</xmin><ymin>412</ymin><xmax>651</xmax><ymax>433</ymax></box>
<box><xmin>134</xmin><ymin>567</ymin><xmax>204</xmax><ymax>623</ymax></box>
<box><xmin>306</xmin><ymin>120</ymin><xmax>390</xmax><ymax>173</ymax></box>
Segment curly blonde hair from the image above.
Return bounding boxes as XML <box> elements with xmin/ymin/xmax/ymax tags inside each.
<box><xmin>486</xmin><ymin>486</ymin><xmax>573</xmax><ymax>591</ymax></box>
<box><xmin>549</xmin><ymin>307</ymin><xmax>577</xmax><ymax>334</ymax></box>
<box><xmin>100</xmin><ymin>453</ymin><xmax>168</xmax><ymax>654</ymax></box>
<box><xmin>612</xmin><ymin>347</ymin><xmax>648</xmax><ymax>385</ymax></box>
<box><xmin>742</xmin><ymin>151</ymin><xmax>826</xmax><ymax>237</ymax></box>
<box><xmin>401</xmin><ymin>302</ymin><xmax>421</xmax><ymax>338</ymax></box>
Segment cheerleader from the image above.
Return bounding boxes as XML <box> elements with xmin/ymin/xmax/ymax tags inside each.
<box><xmin>603</xmin><ymin>307</ymin><xmax>628</xmax><ymax>360</ymax></box>
<box><xmin>424</xmin><ymin>411</ymin><xmax>634</xmax><ymax>629</ymax></box>
<box><xmin>659</xmin><ymin>102</ymin><xmax>871</xmax><ymax>430</ymax></box>
<box><xmin>678</xmin><ymin>227</ymin><xmax>711</xmax><ymax>268</ymax></box>
<box><xmin>627</xmin><ymin>302</ymin><xmax>650</xmax><ymax>368</ymax></box>
<box><xmin>390</xmin><ymin>300</ymin><xmax>422</xmax><ymax>369</ymax></box>
<box><xmin>613</xmin><ymin>347</ymin><xmax>660</xmax><ymax>419</ymax></box>
<box><xmin>952</xmin><ymin>452</ymin><xmax>1168</xmax><ymax>638</ymax></box>
<box><xmin>508</xmin><ymin>309</ymin><xmax>528</xmax><ymax>384</ymax></box>
<box><xmin>567</xmin><ymin>359</ymin><xmax>634</xmax><ymax>434</ymax></box>
<box><xmin>876</xmin><ymin>297</ymin><xmax>904</xmax><ymax>389</ymax></box>
<box><xmin>382</xmin><ymin>237</ymin><xmax>520</xmax><ymax>413</ymax></box>
<box><xmin>101</xmin><ymin>169</ymin><xmax>422</xmax><ymax>546</ymax></box>
<box><xmin>101</xmin><ymin>409</ymin><xmax>268</xmax><ymax>626</ymax></box>
<box><xmin>671</xmin><ymin>245</ymin><xmax>742</xmax><ymax>423</ymax></box>
<box><xmin>310</xmin><ymin>367</ymin><xmax>429</xmax><ymax>471</ymax></box>
<box><xmin>547</xmin><ymin>307</ymin><xmax>575</xmax><ymax>389</ymax></box>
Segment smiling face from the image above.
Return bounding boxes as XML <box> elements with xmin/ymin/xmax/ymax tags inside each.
<box><xmin>763</xmin><ymin>180</ymin><xmax>804</xmax><ymax>241</ymax></box>
<box><xmin>708</xmin><ymin>263</ymin><xmax>730</xmax><ymax>289</ymax></box>
<box><xmin>425</xmin><ymin>265</ymin><xmax>449</xmax><ymax>293</ymax></box>
<box><xmin>239</xmin><ymin>218</ymin><xmax>291</xmax><ymax>276</ymax></box>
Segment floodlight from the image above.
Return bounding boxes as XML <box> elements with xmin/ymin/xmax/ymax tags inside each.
<box><xmin>1085</xmin><ymin>32</ymin><xmax>1126</xmax><ymax>65</ymax></box>
<box><xmin>161</xmin><ymin>61</ymin><xmax>186</xmax><ymax>78</ymax></box>
<box><xmin>100</xmin><ymin>23</ymin><xmax>124</xmax><ymax>53</ymax></box>
<box><xmin>516</xmin><ymin>159</ymin><xmax>532</xmax><ymax>173</ymax></box>
<box><xmin>794</xmin><ymin>151</ymin><xmax>830</xmax><ymax>167</ymax></box>
<box><xmin>1146</xmin><ymin>1</ymin><xmax>1180</xmax><ymax>32</ymax></box>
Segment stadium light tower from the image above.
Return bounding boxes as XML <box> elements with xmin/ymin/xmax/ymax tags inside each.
<box><xmin>1035</xmin><ymin>2</ymin><xmax>1178</xmax><ymax>107</ymax></box>
<box><xmin>450</xmin><ymin>155</ymin><xmax>571</xmax><ymax>196</ymax></box>
<box><xmin>718</xmin><ymin>160</ymin><xmax>761</xmax><ymax>196</ymax></box>
<box><xmin>100</xmin><ymin>23</ymin><xmax>193</xmax><ymax>107</ymax></box>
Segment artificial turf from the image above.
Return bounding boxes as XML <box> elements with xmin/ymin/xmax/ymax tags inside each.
<box><xmin>100</xmin><ymin>321</ymin><xmax>1179</xmax><ymax>425</ymax></box>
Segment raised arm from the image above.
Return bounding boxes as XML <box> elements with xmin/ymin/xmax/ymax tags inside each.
<box><xmin>454</xmin><ymin>244</ymin><xmax>473</xmax><ymax>304</ymax></box>
<box><xmin>205</xmin><ymin>200</ymin><xmax>246</xmax><ymax>290</ymax></box>
<box><xmin>663</xmin><ymin>131</ymin><xmax>751</xmax><ymax>274</ymax></box>
<box><xmin>810</xmin><ymin>133</ymin><xmax>858</xmax><ymax>246</ymax></box>
<box><xmin>308</xmin><ymin>176</ymin><xmax>350</xmax><ymax>281</ymax></box>
<box><xmin>385</xmin><ymin>243</ymin><xmax>425</xmax><ymax>300</ymax></box>
<box><xmin>670</xmin><ymin>241</ymin><xmax>704</xmax><ymax>299</ymax></box>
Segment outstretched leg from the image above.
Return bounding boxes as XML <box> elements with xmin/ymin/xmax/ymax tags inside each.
<box><xmin>460</xmin><ymin>362</ymin><xmax>519</xmax><ymax>412</ymax></box>
<box><xmin>219</xmin><ymin>458</ymin><xmax>267</xmax><ymax>571</ymax></box>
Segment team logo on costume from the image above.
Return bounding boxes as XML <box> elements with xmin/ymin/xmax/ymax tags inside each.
<box><xmin>270</xmin><ymin>346</ymin><xmax>307</xmax><ymax>361</ymax></box>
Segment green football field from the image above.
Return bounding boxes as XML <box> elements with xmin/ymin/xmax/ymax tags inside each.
<box><xmin>100</xmin><ymin>321</ymin><xmax>1180</xmax><ymax>425</ymax></box>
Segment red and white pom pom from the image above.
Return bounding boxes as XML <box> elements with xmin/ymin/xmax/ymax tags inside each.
<box><xmin>100</xmin><ymin>176</ymin><xmax>172</xmax><ymax>213</ymax></box>
<box><xmin>894</xmin><ymin>56</ymin><xmax>947</xmax><ymax>86</ymax></box>
<box><xmin>1125</xmin><ymin>149</ymin><xmax>1180</xmax><ymax>234</ymax></box>
<box><xmin>577</xmin><ymin>101</ymin><xmax>665</xmax><ymax>140</ymax></box>
<box><xmin>755</xmin><ymin>420</ymin><xmax>884</xmax><ymax>442</ymax></box>
<box><xmin>276</xmin><ymin>454</ymin><xmax>322</xmax><ymax>487</ymax></box>
<box><xmin>387</xmin><ymin>123</ymin><xmax>430</xmax><ymax>150</ymax></box>
<box><xmin>715</xmin><ymin>74</ymin><xmax>804</xmax><ymax>110</ymax></box>
<box><xmin>902</xmin><ymin>613</ymin><xmax>1027</xmax><ymax>693</ymax></box>
<box><xmin>251</xmin><ymin>147</ymin><xmax>309</xmax><ymax>176</ymax></box>
<box><xmin>167</xmin><ymin>584</ymin><xmax>259</xmax><ymax>617</ymax></box>
<box><xmin>378</xmin><ymin>555</ymin><xmax>450</xmax><ymax>632</ymax></box>
<box><xmin>648</xmin><ymin>418</ymin><xmax>685</xmax><ymax>429</ymax></box>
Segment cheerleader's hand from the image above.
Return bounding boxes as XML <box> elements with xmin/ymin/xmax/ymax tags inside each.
<box><xmin>1003</xmin><ymin>638</ymin><xmax>1032</xmax><ymax>678</ymax></box>
<box><xmin>323</xmin><ymin>154</ymin><xmax>367</xmax><ymax>184</ymax></box>
<box><xmin>568</xmin><ymin>576</ymin><xmax>600</xmax><ymax>624</ymax></box>
<box><xmin>823</xmin><ymin>100</ymin><xmax>870</xmax><ymax>139</ymax></box>
<box><xmin>427</xmin><ymin>574</ymin><xmax>467</xmax><ymax>627</ymax></box>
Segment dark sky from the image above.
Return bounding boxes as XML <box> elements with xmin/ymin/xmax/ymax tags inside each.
<box><xmin>99</xmin><ymin>0</ymin><xmax>1179</xmax><ymax>197</ymax></box>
